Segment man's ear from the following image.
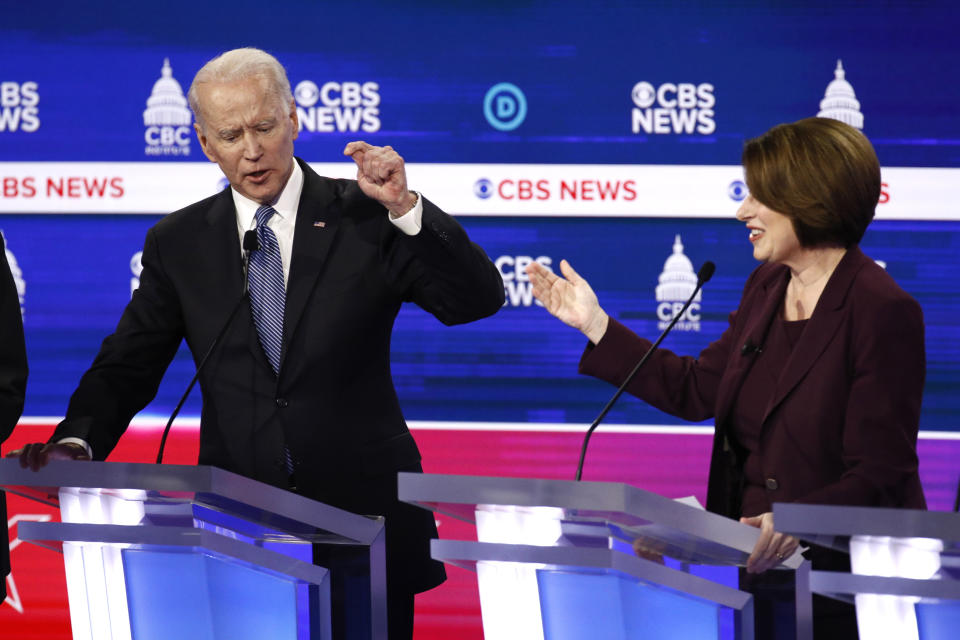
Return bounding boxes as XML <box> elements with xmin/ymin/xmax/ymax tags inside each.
<box><xmin>194</xmin><ymin>122</ymin><xmax>217</xmax><ymax>163</ymax></box>
<box><xmin>289</xmin><ymin>98</ymin><xmax>299</xmax><ymax>141</ymax></box>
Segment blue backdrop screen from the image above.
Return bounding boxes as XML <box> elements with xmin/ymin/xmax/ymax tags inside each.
<box><xmin>2</xmin><ymin>2</ymin><xmax>959</xmax><ymax>165</ymax></box>
<box><xmin>1</xmin><ymin>0</ymin><xmax>957</xmax><ymax>432</ymax></box>
<box><xmin>2</xmin><ymin>214</ymin><xmax>956</xmax><ymax>431</ymax></box>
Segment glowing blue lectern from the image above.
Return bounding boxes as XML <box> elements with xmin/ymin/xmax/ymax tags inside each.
<box><xmin>775</xmin><ymin>503</ymin><xmax>960</xmax><ymax>640</ymax></box>
<box><xmin>400</xmin><ymin>473</ymin><xmax>810</xmax><ymax>640</ymax></box>
<box><xmin>0</xmin><ymin>460</ymin><xmax>386</xmax><ymax>640</ymax></box>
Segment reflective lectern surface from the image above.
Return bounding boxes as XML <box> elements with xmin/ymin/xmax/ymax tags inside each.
<box><xmin>0</xmin><ymin>460</ymin><xmax>387</xmax><ymax>640</ymax></box>
<box><xmin>776</xmin><ymin>503</ymin><xmax>960</xmax><ymax>640</ymax></box>
<box><xmin>401</xmin><ymin>473</ymin><xmax>811</xmax><ymax>640</ymax></box>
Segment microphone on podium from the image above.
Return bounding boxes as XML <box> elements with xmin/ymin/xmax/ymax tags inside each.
<box><xmin>574</xmin><ymin>261</ymin><xmax>715</xmax><ymax>481</ymax></box>
<box><xmin>155</xmin><ymin>230</ymin><xmax>260</xmax><ymax>464</ymax></box>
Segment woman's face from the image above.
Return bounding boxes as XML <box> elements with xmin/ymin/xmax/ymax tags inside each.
<box><xmin>735</xmin><ymin>195</ymin><xmax>803</xmax><ymax>265</ymax></box>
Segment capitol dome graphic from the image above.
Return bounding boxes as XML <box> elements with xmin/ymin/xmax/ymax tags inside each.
<box><xmin>143</xmin><ymin>58</ymin><xmax>192</xmax><ymax>127</ymax></box>
<box><xmin>656</xmin><ymin>235</ymin><xmax>701</xmax><ymax>304</ymax></box>
<box><xmin>817</xmin><ymin>59</ymin><xmax>863</xmax><ymax>130</ymax></box>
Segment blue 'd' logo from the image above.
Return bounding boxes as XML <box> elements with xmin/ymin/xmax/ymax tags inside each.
<box><xmin>483</xmin><ymin>83</ymin><xmax>527</xmax><ymax>131</ymax></box>
<box><xmin>728</xmin><ymin>180</ymin><xmax>748</xmax><ymax>201</ymax></box>
<box><xmin>474</xmin><ymin>178</ymin><xmax>494</xmax><ymax>199</ymax></box>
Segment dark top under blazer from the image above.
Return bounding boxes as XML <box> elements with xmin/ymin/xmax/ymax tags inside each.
<box><xmin>1</xmin><ymin>234</ymin><xmax>28</xmax><ymax>599</ymax></box>
<box><xmin>579</xmin><ymin>246</ymin><xmax>926</xmax><ymax>518</ymax></box>
<box><xmin>51</xmin><ymin>159</ymin><xmax>505</xmax><ymax>591</ymax></box>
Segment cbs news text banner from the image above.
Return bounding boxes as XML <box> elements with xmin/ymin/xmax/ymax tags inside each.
<box><xmin>1</xmin><ymin>162</ymin><xmax>958</xmax><ymax>218</ymax></box>
<box><xmin>3</xmin><ymin>0</ymin><xmax>960</xmax><ymax>638</ymax></box>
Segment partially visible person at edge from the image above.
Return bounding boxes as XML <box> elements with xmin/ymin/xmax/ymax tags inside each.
<box><xmin>10</xmin><ymin>47</ymin><xmax>504</xmax><ymax>640</ymax></box>
<box><xmin>1</xmin><ymin>233</ymin><xmax>28</xmax><ymax>603</ymax></box>
<box><xmin>526</xmin><ymin>117</ymin><xmax>925</xmax><ymax>639</ymax></box>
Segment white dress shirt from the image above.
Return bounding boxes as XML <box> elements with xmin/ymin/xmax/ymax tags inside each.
<box><xmin>232</xmin><ymin>160</ymin><xmax>424</xmax><ymax>286</ymax></box>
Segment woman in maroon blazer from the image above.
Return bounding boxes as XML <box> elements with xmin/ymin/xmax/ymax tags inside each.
<box><xmin>527</xmin><ymin>117</ymin><xmax>926</xmax><ymax>639</ymax></box>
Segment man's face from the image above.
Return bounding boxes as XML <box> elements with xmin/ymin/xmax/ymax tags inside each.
<box><xmin>194</xmin><ymin>76</ymin><xmax>298</xmax><ymax>204</ymax></box>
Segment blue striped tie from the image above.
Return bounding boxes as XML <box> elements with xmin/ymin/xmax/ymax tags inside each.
<box><xmin>248</xmin><ymin>205</ymin><xmax>285</xmax><ymax>375</ymax></box>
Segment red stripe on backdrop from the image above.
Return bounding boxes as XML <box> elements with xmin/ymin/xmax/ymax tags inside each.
<box><xmin>3</xmin><ymin>423</ymin><xmax>958</xmax><ymax>639</ymax></box>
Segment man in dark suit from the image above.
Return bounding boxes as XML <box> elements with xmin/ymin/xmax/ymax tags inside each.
<box><xmin>15</xmin><ymin>47</ymin><xmax>503</xmax><ymax>638</ymax></box>
<box><xmin>1</xmin><ymin>233</ymin><xmax>28</xmax><ymax>603</ymax></box>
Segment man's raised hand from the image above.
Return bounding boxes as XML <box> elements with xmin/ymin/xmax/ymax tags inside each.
<box><xmin>343</xmin><ymin>141</ymin><xmax>417</xmax><ymax>217</ymax></box>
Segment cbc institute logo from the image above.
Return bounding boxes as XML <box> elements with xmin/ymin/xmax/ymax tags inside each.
<box><xmin>143</xmin><ymin>59</ymin><xmax>192</xmax><ymax>157</ymax></box>
<box><xmin>655</xmin><ymin>235</ymin><xmax>702</xmax><ymax>332</ymax></box>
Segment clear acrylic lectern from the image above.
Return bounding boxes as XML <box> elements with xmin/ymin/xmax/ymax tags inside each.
<box><xmin>775</xmin><ymin>503</ymin><xmax>960</xmax><ymax>640</ymax></box>
<box><xmin>400</xmin><ymin>473</ymin><xmax>810</xmax><ymax>640</ymax></box>
<box><xmin>0</xmin><ymin>460</ymin><xmax>387</xmax><ymax>640</ymax></box>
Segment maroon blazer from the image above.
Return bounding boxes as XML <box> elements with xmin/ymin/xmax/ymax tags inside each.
<box><xmin>580</xmin><ymin>246</ymin><xmax>927</xmax><ymax>519</ymax></box>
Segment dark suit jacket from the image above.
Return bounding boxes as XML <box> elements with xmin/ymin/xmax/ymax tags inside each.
<box><xmin>1</xmin><ymin>234</ymin><xmax>28</xmax><ymax>600</ymax></box>
<box><xmin>579</xmin><ymin>246</ymin><xmax>926</xmax><ymax>519</ymax></box>
<box><xmin>52</xmin><ymin>159</ymin><xmax>504</xmax><ymax>592</ymax></box>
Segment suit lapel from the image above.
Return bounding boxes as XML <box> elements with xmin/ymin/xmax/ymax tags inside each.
<box><xmin>761</xmin><ymin>247</ymin><xmax>866</xmax><ymax>423</ymax></box>
<box><xmin>204</xmin><ymin>189</ymin><xmax>246</xmax><ymax>316</ymax></box>
<box><xmin>280</xmin><ymin>160</ymin><xmax>341</xmax><ymax>366</ymax></box>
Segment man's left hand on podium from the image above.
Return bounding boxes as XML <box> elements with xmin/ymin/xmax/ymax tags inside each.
<box><xmin>6</xmin><ymin>442</ymin><xmax>91</xmax><ymax>471</ymax></box>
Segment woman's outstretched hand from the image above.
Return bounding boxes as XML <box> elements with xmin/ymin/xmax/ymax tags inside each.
<box><xmin>526</xmin><ymin>259</ymin><xmax>609</xmax><ymax>344</ymax></box>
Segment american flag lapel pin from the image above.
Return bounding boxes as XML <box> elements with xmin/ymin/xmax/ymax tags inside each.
<box><xmin>313</xmin><ymin>221</ymin><xmax>326</xmax><ymax>228</ymax></box>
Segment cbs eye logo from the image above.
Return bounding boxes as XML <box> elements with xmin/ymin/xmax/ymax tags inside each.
<box><xmin>474</xmin><ymin>178</ymin><xmax>494</xmax><ymax>199</ymax></box>
<box><xmin>728</xmin><ymin>180</ymin><xmax>748</xmax><ymax>201</ymax></box>
<box><xmin>483</xmin><ymin>83</ymin><xmax>527</xmax><ymax>131</ymax></box>
<box><xmin>631</xmin><ymin>82</ymin><xmax>657</xmax><ymax>109</ymax></box>
<box><xmin>294</xmin><ymin>81</ymin><xmax>321</xmax><ymax>107</ymax></box>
